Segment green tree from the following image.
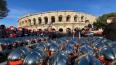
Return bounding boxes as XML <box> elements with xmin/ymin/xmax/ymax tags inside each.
<box><xmin>0</xmin><ymin>0</ymin><xmax>9</xmax><ymax>19</ymax></box>
<box><xmin>93</xmin><ymin>12</ymin><xmax>116</xmax><ymax>29</ymax></box>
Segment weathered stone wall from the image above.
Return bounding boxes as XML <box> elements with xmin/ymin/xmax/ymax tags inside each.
<box><xmin>18</xmin><ymin>11</ymin><xmax>97</xmax><ymax>32</ymax></box>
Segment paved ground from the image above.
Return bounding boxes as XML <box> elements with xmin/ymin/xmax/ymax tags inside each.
<box><xmin>0</xmin><ymin>62</ymin><xmax>7</xmax><ymax>65</ymax></box>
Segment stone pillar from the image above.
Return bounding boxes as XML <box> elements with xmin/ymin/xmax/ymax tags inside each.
<box><xmin>31</xmin><ymin>19</ymin><xmax>34</xmax><ymax>26</ymax></box>
<box><xmin>41</xmin><ymin>17</ymin><xmax>45</xmax><ymax>25</ymax></box>
<box><xmin>71</xmin><ymin>15</ymin><xmax>74</xmax><ymax>22</ymax></box>
<box><xmin>78</xmin><ymin>16</ymin><xmax>81</xmax><ymax>22</ymax></box>
<box><xmin>63</xmin><ymin>15</ymin><xmax>66</xmax><ymax>22</ymax></box>
<box><xmin>48</xmin><ymin>15</ymin><xmax>51</xmax><ymax>24</ymax></box>
<box><xmin>36</xmin><ymin>18</ymin><xmax>39</xmax><ymax>25</ymax></box>
<box><xmin>55</xmin><ymin>16</ymin><xmax>58</xmax><ymax>23</ymax></box>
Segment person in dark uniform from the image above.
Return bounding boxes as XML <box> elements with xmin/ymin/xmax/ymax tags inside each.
<box><xmin>50</xmin><ymin>28</ymin><xmax>57</xmax><ymax>40</ymax></box>
<box><xmin>103</xmin><ymin>19</ymin><xmax>116</xmax><ymax>41</ymax></box>
<box><xmin>0</xmin><ymin>25</ymin><xmax>7</xmax><ymax>38</ymax></box>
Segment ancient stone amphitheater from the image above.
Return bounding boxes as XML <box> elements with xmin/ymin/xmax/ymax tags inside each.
<box><xmin>18</xmin><ymin>10</ymin><xmax>97</xmax><ymax>32</ymax></box>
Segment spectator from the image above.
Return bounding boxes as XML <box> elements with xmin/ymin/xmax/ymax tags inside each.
<box><xmin>103</xmin><ymin>21</ymin><xmax>116</xmax><ymax>41</ymax></box>
<box><xmin>0</xmin><ymin>25</ymin><xmax>7</xmax><ymax>38</ymax></box>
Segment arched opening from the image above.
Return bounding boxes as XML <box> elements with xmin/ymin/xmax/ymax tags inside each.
<box><xmin>74</xmin><ymin>15</ymin><xmax>78</xmax><ymax>22</ymax></box>
<box><xmin>38</xmin><ymin>17</ymin><xmax>42</xmax><ymax>24</ymax></box>
<box><xmin>33</xmin><ymin>18</ymin><xmax>36</xmax><ymax>25</ymax></box>
<box><xmin>85</xmin><ymin>20</ymin><xmax>89</xmax><ymax>23</ymax></box>
<box><xmin>52</xmin><ymin>28</ymin><xmax>55</xmax><ymax>30</ymax></box>
<box><xmin>38</xmin><ymin>29</ymin><xmax>42</xmax><ymax>31</ymax></box>
<box><xmin>28</xmin><ymin>19</ymin><xmax>31</xmax><ymax>26</ymax></box>
<box><xmin>59</xmin><ymin>28</ymin><xmax>63</xmax><ymax>32</ymax></box>
<box><xmin>66</xmin><ymin>15</ymin><xmax>71</xmax><ymax>22</ymax></box>
<box><xmin>58</xmin><ymin>15</ymin><xmax>62</xmax><ymax>22</ymax></box>
<box><xmin>74</xmin><ymin>27</ymin><xmax>79</xmax><ymax>32</ymax></box>
<box><xmin>81</xmin><ymin>16</ymin><xmax>84</xmax><ymax>19</ymax></box>
<box><xmin>44</xmin><ymin>17</ymin><xmax>48</xmax><ymax>24</ymax></box>
<box><xmin>66</xmin><ymin>28</ymin><xmax>72</xmax><ymax>36</ymax></box>
<box><xmin>66</xmin><ymin>28</ymin><xmax>71</xmax><ymax>32</ymax></box>
<box><xmin>81</xmin><ymin>16</ymin><xmax>84</xmax><ymax>22</ymax></box>
<box><xmin>88</xmin><ymin>24</ymin><xmax>92</xmax><ymax>28</ymax></box>
<box><xmin>51</xmin><ymin>16</ymin><xmax>55</xmax><ymax>23</ymax></box>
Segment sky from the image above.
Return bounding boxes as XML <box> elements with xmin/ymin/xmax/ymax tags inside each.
<box><xmin>0</xmin><ymin>0</ymin><xmax>116</xmax><ymax>27</ymax></box>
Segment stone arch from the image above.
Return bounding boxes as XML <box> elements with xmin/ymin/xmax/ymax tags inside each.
<box><xmin>66</xmin><ymin>28</ymin><xmax>71</xmax><ymax>32</ymax></box>
<box><xmin>74</xmin><ymin>27</ymin><xmax>79</xmax><ymax>31</ymax></box>
<box><xmin>44</xmin><ymin>16</ymin><xmax>48</xmax><ymax>24</ymax></box>
<box><xmin>85</xmin><ymin>20</ymin><xmax>90</xmax><ymax>23</ymax></box>
<box><xmin>33</xmin><ymin>18</ymin><xmax>36</xmax><ymax>25</ymax></box>
<box><xmin>51</xmin><ymin>16</ymin><xmax>55</xmax><ymax>23</ymax></box>
<box><xmin>66</xmin><ymin>28</ymin><xmax>72</xmax><ymax>36</ymax></box>
<box><xmin>74</xmin><ymin>15</ymin><xmax>78</xmax><ymax>22</ymax></box>
<box><xmin>59</xmin><ymin>28</ymin><xmax>63</xmax><ymax>32</ymax></box>
<box><xmin>52</xmin><ymin>26</ymin><xmax>56</xmax><ymax>30</ymax></box>
<box><xmin>38</xmin><ymin>29</ymin><xmax>42</xmax><ymax>31</ymax></box>
<box><xmin>38</xmin><ymin>17</ymin><xmax>42</xmax><ymax>24</ymax></box>
<box><xmin>66</xmin><ymin>15</ymin><xmax>71</xmax><ymax>22</ymax></box>
<box><xmin>58</xmin><ymin>15</ymin><xmax>63</xmax><ymax>22</ymax></box>
<box><xmin>88</xmin><ymin>24</ymin><xmax>92</xmax><ymax>28</ymax></box>
<box><xmin>81</xmin><ymin>15</ymin><xmax>84</xmax><ymax>19</ymax></box>
<box><xmin>52</xmin><ymin>28</ymin><xmax>56</xmax><ymax>32</ymax></box>
<box><xmin>81</xmin><ymin>15</ymin><xmax>84</xmax><ymax>22</ymax></box>
<box><xmin>28</xmin><ymin>19</ymin><xmax>31</xmax><ymax>26</ymax></box>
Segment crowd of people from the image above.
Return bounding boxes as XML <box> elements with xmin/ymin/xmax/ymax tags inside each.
<box><xmin>0</xmin><ymin>25</ymin><xmax>43</xmax><ymax>38</ymax></box>
<box><xmin>0</xmin><ymin>24</ymin><xmax>97</xmax><ymax>39</ymax></box>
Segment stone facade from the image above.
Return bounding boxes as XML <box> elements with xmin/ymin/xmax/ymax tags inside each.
<box><xmin>18</xmin><ymin>10</ymin><xmax>97</xmax><ymax>32</ymax></box>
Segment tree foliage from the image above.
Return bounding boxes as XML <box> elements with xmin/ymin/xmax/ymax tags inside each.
<box><xmin>0</xmin><ymin>0</ymin><xmax>9</xmax><ymax>19</ymax></box>
<box><xmin>93</xmin><ymin>12</ymin><xmax>116</xmax><ymax>29</ymax></box>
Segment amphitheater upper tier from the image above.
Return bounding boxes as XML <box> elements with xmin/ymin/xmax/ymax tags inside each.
<box><xmin>18</xmin><ymin>10</ymin><xmax>97</xmax><ymax>32</ymax></box>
